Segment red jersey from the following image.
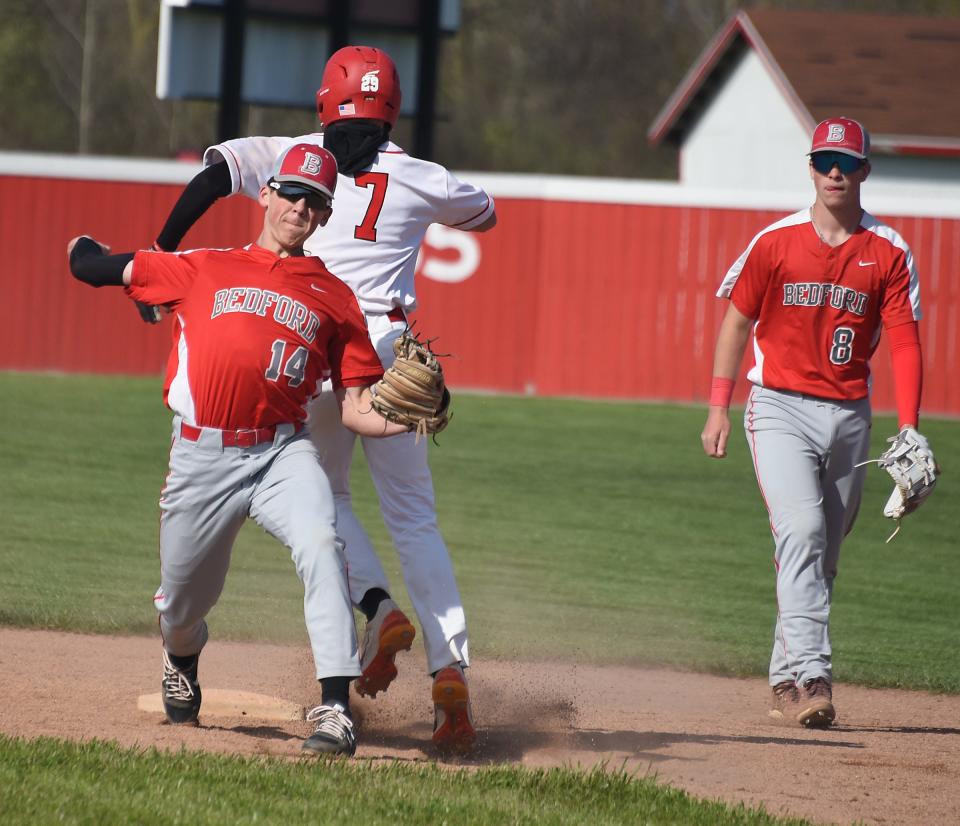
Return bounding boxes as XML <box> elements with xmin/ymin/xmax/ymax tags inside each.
<box><xmin>718</xmin><ymin>209</ymin><xmax>921</xmax><ymax>401</ymax></box>
<box><xmin>125</xmin><ymin>244</ymin><xmax>384</xmax><ymax>429</ymax></box>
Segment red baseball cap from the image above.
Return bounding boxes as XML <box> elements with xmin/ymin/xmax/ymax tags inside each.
<box><xmin>268</xmin><ymin>143</ymin><xmax>337</xmax><ymax>201</ymax></box>
<box><xmin>809</xmin><ymin>117</ymin><xmax>870</xmax><ymax>160</ymax></box>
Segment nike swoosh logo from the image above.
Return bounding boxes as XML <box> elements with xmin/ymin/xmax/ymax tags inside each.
<box><xmin>310</xmin><ymin>283</ymin><xmax>327</xmax><ymax>293</ymax></box>
<box><xmin>858</xmin><ymin>261</ymin><xmax>876</xmax><ymax>267</ymax></box>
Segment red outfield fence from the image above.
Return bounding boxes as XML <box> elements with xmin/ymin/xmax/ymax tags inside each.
<box><xmin>2</xmin><ymin>154</ymin><xmax>959</xmax><ymax>416</ymax></box>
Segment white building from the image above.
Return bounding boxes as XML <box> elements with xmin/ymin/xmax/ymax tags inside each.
<box><xmin>648</xmin><ymin>8</ymin><xmax>960</xmax><ymax>205</ymax></box>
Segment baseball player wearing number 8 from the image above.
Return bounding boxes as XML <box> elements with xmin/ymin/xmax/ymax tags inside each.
<box><xmin>701</xmin><ymin>117</ymin><xmax>926</xmax><ymax>727</ymax></box>
<box><xmin>147</xmin><ymin>46</ymin><xmax>496</xmax><ymax>752</ymax></box>
<box><xmin>68</xmin><ymin>143</ymin><xmax>411</xmax><ymax>756</ymax></box>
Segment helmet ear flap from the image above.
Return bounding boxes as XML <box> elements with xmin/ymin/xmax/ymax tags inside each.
<box><xmin>315</xmin><ymin>88</ymin><xmax>324</xmax><ymax>123</ymax></box>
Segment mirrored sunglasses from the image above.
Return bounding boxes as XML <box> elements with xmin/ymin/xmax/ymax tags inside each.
<box><xmin>270</xmin><ymin>181</ymin><xmax>330</xmax><ymax>211</ymax></box>
<box><xmin>810</xmin><ymin>152</ymin><xmax>865</xmax><ymax>175</ymax></box>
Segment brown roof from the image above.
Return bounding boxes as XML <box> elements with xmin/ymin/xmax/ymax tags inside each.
<box><xmin>649</xmin><ymin>8</ymin><xmax>960</xmax><ymax>155</ymax></box>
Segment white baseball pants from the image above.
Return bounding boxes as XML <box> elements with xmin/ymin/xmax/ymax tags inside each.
<box><xmin>308</xmin><ymin>312</ymin><xmax>469</xmax><ymax>674</ymax></box>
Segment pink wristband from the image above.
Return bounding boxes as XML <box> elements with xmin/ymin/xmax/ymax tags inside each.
<box><xmin>709</xmin><ymin>377</ymin><xmax>735</xmax><ymax>408</ymax></box>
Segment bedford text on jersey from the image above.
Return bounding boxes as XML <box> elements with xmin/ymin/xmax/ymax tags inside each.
<box><xmin>211</xmin><ymin>286</ymin><xmax>322</xmax><ymax>344</ymax></box>
<box><xmin>782</xmin><ymin>282</ymin><xmax>868</xmax><ymax>316</ymax></box>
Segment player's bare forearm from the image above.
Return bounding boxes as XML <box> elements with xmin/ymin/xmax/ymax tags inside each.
<box><xmin>711</xmin><ymin>303</ymin><xmax>754</xmax><ymax>379</ymax></box>
<box><xmin>701</xmin><ymin>303</ymin><xmax>753</xmax><ymax>458</ymax></box>
<box><xmin>338</xmin><ymin>387</ymin><xmax>409</xmax><ymax>437</ymax></box>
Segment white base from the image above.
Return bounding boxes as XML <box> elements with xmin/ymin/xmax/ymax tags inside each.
<box><xmin>137</xmin><ymin>689</ymin><xmax>304</xmax><ymax>721</ymax></box>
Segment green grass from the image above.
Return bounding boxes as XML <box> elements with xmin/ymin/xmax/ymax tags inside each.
<box><xmin>2</xmin><ymin>372</ymin><xmax>958</xmax><ymax>691</ymax></box>
<box><xmin>7</xmin><ymin>371</ymin><xmax>949</xmax><ymax>825</ymax></box>
<box><xmin>0</xmin><ymin>735</ymin><xmax>812</xmax><ymax>826</ymax></box>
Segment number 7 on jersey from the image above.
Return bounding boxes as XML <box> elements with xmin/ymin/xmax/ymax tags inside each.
<box><xmin>353</xmin><ymin>172</ymin><xmax>389</xmax><ymax>242</ymax></box>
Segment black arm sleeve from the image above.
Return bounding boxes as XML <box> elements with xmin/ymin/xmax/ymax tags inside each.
<box><xmin>69</xmin><ymin>238</ymin><xmax>134</xmax><ymax>287</ymax></box>
<box><xmin>154</xmin><ymin>159</ymin><xmax>233</xmax><ymax>251</ymax></box>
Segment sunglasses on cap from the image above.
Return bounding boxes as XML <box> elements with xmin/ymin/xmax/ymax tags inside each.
<box><xmin>810</xmin><ymin>152</ymin><xmax>866</xmax><ymax>175</ymax></box>
<box><xmin>268</xmin><ymin>180</ymin><xmax>330</xmax><ymax>211</ymax></box>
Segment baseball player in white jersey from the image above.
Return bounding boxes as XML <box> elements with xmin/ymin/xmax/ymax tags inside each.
<box><xmin>69</xmin><ymin>143</ymin><xmax>412</xmax><ymax>756</ymax></box>
<box><xmin>701</xmin><ymin>118</ymin><xmax>928</xmax><ymax>727</ymax></box>
<box><xmin>146</xmin><ymin>46</ymin><xmax>495</xmax><ymax>752</ymax></box>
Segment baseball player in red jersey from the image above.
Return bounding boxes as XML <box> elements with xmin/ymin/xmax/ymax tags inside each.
<box><xmin>143</xmin><ymin>46</ymin><xmax>495</xmax><ymax>753</ymax></box>
<box><xmin>68</xmin><ymin>143</ymin><xmax>411</xmax><ymax>756</ymax></box>
<box><xmin>701</xmin><ymin>118</ymin><xmax>930</xmax><ymax>727</ymax></box>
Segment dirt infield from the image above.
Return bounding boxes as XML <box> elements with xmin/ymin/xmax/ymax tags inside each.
<box><xmin>1</xmin><ymin>628</ymin><xmax>959</xmax><ymax>825</ymax></box>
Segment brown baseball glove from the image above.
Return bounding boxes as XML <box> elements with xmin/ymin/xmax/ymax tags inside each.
<box><xmin>370</xmin><ymin>328</ymin><xmax>450</xmax><ymax>442</ymax></box>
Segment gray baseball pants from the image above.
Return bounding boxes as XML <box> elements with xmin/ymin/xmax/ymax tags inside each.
<box><xmin>744</xmin><ymin>386</ymin><xmax>871</xmax><ymax>688</ymax></box>
<box><xmin>154</xmin><ymin>416</ymin><xmax>360</xmax><ymax>679</ymax></box>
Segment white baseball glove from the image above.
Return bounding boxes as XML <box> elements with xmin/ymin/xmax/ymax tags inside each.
<box><xmin>859</xmin><ymin>426</ymin><xmax>940</xmax><ymax>541</ymax></box>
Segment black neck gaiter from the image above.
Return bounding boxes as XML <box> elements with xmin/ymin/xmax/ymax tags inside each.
<box><xmin>323</xmin><ymin>120</ymin><xmax>391</xmax><ymax>175</ymax></box>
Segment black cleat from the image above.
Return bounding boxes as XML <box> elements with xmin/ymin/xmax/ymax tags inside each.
<box><xmin>302</xmin><ymin>703</ymin><xmax>357</xmax><ymax>756</ymax></box>
<box><xmin>161</xmin><ymin>649</ymin><xmax>201</xmax><ymax>725</ymax></box>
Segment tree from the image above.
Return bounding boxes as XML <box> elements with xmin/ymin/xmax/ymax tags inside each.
<box><xmin>2</xmin><ymin>0</ymin><xmax>960</xmax><ymax>175</ymax></box>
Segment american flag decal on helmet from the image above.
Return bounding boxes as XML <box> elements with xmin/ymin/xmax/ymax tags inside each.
<box><xmin>338</xmin><ymin>103</ymin><xmax>356</xmax><ymax>116</ymax></box>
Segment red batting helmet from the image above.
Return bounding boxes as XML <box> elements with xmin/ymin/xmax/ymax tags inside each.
<box><xmin>316</xmin><ymin>46</ymin><xmax>402</xmax><ymax>128</ymax></box>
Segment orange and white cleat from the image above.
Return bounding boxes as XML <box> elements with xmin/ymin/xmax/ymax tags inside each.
<box><xmin>355</xmin><ymin>598</ymin><xmax>416</xmax><ymax>698</ymax></box>
<box><xmin>431</xmin><ymin>663</ymin><xmax>476</xmax><ymax>753</ymax></box>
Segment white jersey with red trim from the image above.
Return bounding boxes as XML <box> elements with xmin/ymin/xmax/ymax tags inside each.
<box><xmin>717</xmin><ymin>209</ymin><xmax>921</xmax><ymax>401</ymax></box>
<box><xmin>205</xmin><ymin>135</ymin><xmax>495</xmax><ymax>314</ymax></box>
<box><xmin>125</xmin><ymin>244</ymin><xmax>384</xmax><ymax>430</ymax></box>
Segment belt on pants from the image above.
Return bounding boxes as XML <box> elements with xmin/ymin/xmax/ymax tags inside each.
<box><xmin>386</xmin><ymin>306</ymin><xmax>406</xmax><ymax>323</ymax></box>
<box><xmin>179</xmin><ymin>421</ymin><xmax>302</xmax><ymax>448</ymax></box>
